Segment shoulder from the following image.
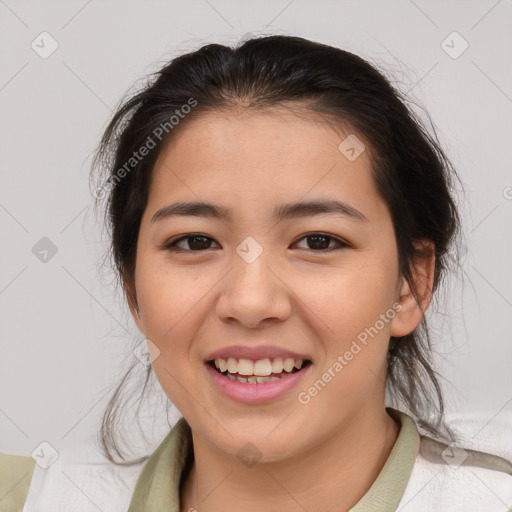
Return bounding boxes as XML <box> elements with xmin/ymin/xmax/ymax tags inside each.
<box><xmin>0</xmin><ymin>452</ymin><xmax>36</xmax><ymax>512</ymax></box>
<box><xmin>1</xmin><ymin>440</ymin><xmax>148</xmax><ymax>512</ymax></box>
<box><xmin>398</xmin><ymin>438</ymin><xmax>512</xmax><ymax>511</ymax></box>
<box><xmin>397</xmin><ymin>409</ymin><xmax>512</xmax><ymax>512</ymax></box>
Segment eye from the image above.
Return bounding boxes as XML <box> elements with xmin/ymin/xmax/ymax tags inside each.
<box><xmin>292</xmin><ymin>232</ymin><xmax>349</xmax><ymax>251</ymax></box>
<box><xmin>163</xmin><ymin>233</ymin><xmax>220</xmax><ymax>252</ymax></box>
<box><xmin>163</xmin><ymin>232</ymin><xmax>349</xmax><ymax>253</ymax></box>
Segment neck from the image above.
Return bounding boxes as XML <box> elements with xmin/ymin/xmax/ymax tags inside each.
<box><xmin>180</xmin><ymin>406</ymin><xmax>400</xmax><ymax>512</ymax></box>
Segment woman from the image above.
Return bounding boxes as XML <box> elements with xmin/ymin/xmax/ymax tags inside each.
<box><xmin>2</xmin><ymin>35</ymin><xmax>511</xmax><ymax>512</ymax></box>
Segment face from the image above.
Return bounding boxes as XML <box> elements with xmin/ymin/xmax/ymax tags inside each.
<box><xmin>130</xmin><ymin>108</ymin><xmax>415</xmax><ymax>462</ymax></box>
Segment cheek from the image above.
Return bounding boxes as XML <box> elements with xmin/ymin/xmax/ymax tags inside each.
<box><xmin>298</xmin><ymin>257</ymin><xmax>399</xmax><ymax>401</ymax></box>
<box><xmin>134</xmin><ymin>252</ymin><xmax>206</xmax><ymax>340</ymax></box>
<box><xmin>133</xmin><ymin>256</ymin><xmax>208</xmax><ymax>412</ymax></box>
<box><xmin>303</xmin><ymin>260</ymin><xmax>398</xmax><ymax>339</ymax></box>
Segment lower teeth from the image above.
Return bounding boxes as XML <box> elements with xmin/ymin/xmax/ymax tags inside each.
<box><xmin>224</xmin><ymin>373</ymin><xmax>288</xmax><ymax>384</ymax></box>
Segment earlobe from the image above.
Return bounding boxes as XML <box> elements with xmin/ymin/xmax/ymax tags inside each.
<box><xmin>129</xmin><ymin>301</ymin><xmax>145</xmax><ymax>335</ymax></box>
<box><xmin>128</xmin><ymin>297</ymin><xmax>144</xmax><ymax>333</ymax></box>
<box><xmin>129</xmin><ymin>301</ymin><xmax>141</xmax><ymax>327</ymax></box>
<box><xmin>123</xmin><ymin>275</ymin><xmax>144</xmax><ymax>334</ymax></box>
<box><xmin>390</xmin><ymin>240</ymin><xmax>435</xmax><ymax>338</ymax></box>
<box><xmin>390</xmin><ymin>278</ymin><xmax>422</xmax><ymax>337</ymax></box>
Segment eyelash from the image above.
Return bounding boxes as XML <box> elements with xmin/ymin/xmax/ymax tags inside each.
<box><xmin>163</xmin><ymin>232</ymin><xmax>350</xmax><ymax>253</ymax></box>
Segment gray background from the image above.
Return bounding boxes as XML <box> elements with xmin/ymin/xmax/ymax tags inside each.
<box><xmin>1</xmin><ymin>0</ymin><xmax>511</xmax><ymax>456</ymax></box>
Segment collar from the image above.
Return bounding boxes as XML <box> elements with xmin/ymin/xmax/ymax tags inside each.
<box><xmin>127</xmin><ymin>407</ymin><xmax>420</xmax><ymax>511</ymax></box>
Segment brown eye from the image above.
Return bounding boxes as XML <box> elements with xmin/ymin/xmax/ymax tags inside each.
<box><xmin>164</xmin><ymin>234</ymin><xmax>220</xmax><ymax>251</ymax></box>
<box><xmin>293</xmin><ymin>233</ymin><xmax>349</xmax><ymax>251</ymax></box>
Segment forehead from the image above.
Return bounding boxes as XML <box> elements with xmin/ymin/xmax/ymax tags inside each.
<box><xmin>148</xmin><ymin>109</ymin><xmax>384</xmax><ymax>221</ymax></box>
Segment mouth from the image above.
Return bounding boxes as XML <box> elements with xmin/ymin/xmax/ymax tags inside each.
<box><xmin>206</xmin><ymin>357</ymin><xmax>312</xmax><ymax>384</ymax></box>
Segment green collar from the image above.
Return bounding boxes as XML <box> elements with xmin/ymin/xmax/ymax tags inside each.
<box><xmin>127</xmin><ymin>408</ymin><xmax>419</xmax><ymax>512</ymax></box>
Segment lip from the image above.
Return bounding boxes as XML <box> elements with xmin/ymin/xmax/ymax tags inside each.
<box><xmin>205</xmin><ymin>361</ymin><xmax>312</xmax><ymax>404</ymax></box>
<box><xmin>204</xmin><ymin>344</ymin><xmax>312</xmax><ymax>363</ymax></box>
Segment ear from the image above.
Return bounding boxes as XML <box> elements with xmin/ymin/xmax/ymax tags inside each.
<box><xmin>123</xmin><ymin>273</ymin><xmax>145</xmax><ymax>335</ymax></box>
<box><xmin>390</xmin><ymin>240</ymin><xmax>435</xmax><ymax>338</ymax></box>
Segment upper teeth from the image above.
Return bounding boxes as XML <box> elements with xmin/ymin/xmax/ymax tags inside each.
<box><xmin>215</xmin><ymin>357</ymin><xmax>304</xmax><ymax>376</ymax></box>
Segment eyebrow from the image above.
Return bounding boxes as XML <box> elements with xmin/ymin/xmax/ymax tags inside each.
<box><xmin>150</xmin><ymin>199</ymin><xmax>369</xmax><ymax>225</ymax></box>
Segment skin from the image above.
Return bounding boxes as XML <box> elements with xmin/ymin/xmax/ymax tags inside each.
<box><xmin>129</xmin><ymin>108</ymin><xmax>435</xmax><ymax>512</ymax></box>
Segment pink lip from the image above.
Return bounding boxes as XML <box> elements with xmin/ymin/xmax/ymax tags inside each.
<box><xmin>205</xmin><ymin>362</ymin><xmax>312</xmax><ymax>404</ymax></box>
<box><xmin>204</xmin><ymin>344</ymin><xmax>311</xmax><ymax>363</ymax></box>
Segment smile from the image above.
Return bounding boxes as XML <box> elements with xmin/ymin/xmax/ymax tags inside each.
<box><xmin>205</xmin><ymin>355</ymin><xmax>312</xmax><ymax>404</ymax></box>
<box><xmin>209</xmin><ymin>357</ymin><xmax>310</xmax><ymax>384</ymax></box>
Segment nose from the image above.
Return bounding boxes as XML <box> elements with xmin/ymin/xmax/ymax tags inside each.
<box><xmin>216</xmin><ymin>252</ymin><xmax>292</xmax><ymax>329</ymax></box>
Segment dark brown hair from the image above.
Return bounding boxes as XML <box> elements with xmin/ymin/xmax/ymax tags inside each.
<box><xmin>91</xmin><ymin>35</ymin><xmax>462</xmax><ymax>464</ymax></box>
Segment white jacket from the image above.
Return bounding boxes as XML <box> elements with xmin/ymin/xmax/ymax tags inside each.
<box><xmin>1</xmin><ymin>408</ymin><xmax>511</xmax><ymax>511</ymax></box>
